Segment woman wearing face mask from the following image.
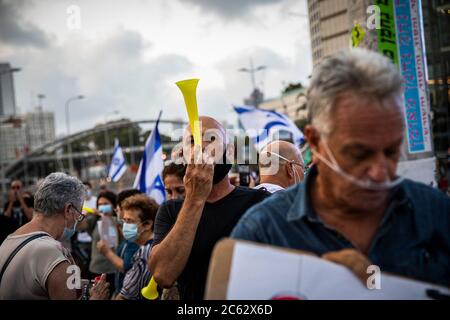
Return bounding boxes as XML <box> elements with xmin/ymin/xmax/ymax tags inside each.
<box><xmin>87</xmin><ymin>190</ymin><xmax>118</xmax><ymax>297</ymax></box>
<box><xmin>96</xmin><ymin>189</ymin><xmax>142</xmax><ymax>297</ymax></box>
<box><xmin>115</xmin><ymin>194</ymin><xmax>159</xmax><ymax>300</ymax></box>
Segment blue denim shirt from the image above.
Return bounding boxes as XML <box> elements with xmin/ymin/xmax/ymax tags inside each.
<box><xmin>231</xmin><ymin>166</ymin><xmax>450</xmax><ymax>286</ymax></box>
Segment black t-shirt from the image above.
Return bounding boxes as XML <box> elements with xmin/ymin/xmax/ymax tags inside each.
<box><xmin>1</xmin><ymin>197</ymin><xmax>34</xmax><ymax>245</ymax></box>
<box><xmin>153</xmin><ymin>186</ymin><xmax>270</xmax><ymax>300</ymax></box>
<box><xmin>3</xmin><ymin>197</ymin><xmax>34</xmax><ymax>227</ymax></box>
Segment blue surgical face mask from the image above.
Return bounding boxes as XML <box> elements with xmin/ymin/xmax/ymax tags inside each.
<box><xmin>98</xmin><ymin>204</ymin><xmax>113</xmax><ymax>214</ymax></box>
<box><xmin>61</xmin><ymin>214</ymin><xmax>78</xmax><ymax>241</ymax></box>
<box><xmin>122</xmin><ymin>222</ymin><xmax>139</xmax><ymax>242</ymax></box>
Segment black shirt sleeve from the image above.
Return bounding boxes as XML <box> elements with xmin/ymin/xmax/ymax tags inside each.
<box><xmin>152</xmin><ymin>201</ymin><xmax>178</xmax><ymax>247</ymax></box>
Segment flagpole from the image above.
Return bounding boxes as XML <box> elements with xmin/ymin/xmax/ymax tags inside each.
<box><xmin>106</xmin><ymin>138</ymin><xmax>118</xmax><ymax>181</ymax></box>
<box><xmin>155</xmin><ymin>110</ymin><xmax>163</xmax><ymax>126</ymax></box>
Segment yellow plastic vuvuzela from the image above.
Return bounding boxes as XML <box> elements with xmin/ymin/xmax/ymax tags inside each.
<box><xmin>176</xmin><ymin>78</ymin><xmax>202</xmax><ymax>148</ymax></box>
<box><xmin>141</xmin><ymin>276</ymin><xmax>159</xmax><ymax>300</ymax></box>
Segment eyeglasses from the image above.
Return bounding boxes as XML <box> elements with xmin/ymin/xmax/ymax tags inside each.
<box><xmin>70</xmin><ymin>203</ymin><xmax>85</xmax><ymax>222</ymax></box>
<box><xmin>11</xmin><ymin>186</ymin><xmax>21</xmax><ymax>190</ymax></box>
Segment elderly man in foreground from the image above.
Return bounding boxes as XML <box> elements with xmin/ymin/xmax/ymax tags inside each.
<box><xmin>231</xmin><ymin>48</ymin><xmax>450</xmax><ymax>287</ymax></box>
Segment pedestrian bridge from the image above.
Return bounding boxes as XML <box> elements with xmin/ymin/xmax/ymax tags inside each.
<box><xmin>3</xmin><ymin>118</ymin><xmax>187</xmax><ymax>187</ymax></box>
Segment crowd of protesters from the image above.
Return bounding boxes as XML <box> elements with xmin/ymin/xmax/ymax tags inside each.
<box><xmin>0</xmin><ymin>49</ymin><xmax>449</xmax><ymax>300</ymax></box>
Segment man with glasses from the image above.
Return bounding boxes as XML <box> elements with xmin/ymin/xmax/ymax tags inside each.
<box><xmin>0</xmin><ymin>172</ymin><xmax>109</xmax><ymax>299</ymax></box>
<box><xmin>254</xmin><ymin>140</ymin><xmax>305</xmax><ymax>193</ymax></box>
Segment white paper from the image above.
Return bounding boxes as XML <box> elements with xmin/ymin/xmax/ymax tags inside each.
<box><xmin>397</xmin><ymin>157</ymin><xmax>436</xmax><ymax>187</ymax></box>
<box><xmin>226</xmin><ymin>242</ymin><xmax>450</xmax><ymax>300</ymax></box>
<box><xmin>97</xmin><ymin>218</ymin><xmax>118</xmax><ymax>248</ymax></box>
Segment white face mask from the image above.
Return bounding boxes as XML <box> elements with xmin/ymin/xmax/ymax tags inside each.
<box><xmin>311</xmin><ymin>139</ymin><xmax>404</xmax><ymax>191</ymax></box>
<box><xmin>267</xmin><ymin>151</ymin><xmax>304</xmax><ymax>185</ymax></box>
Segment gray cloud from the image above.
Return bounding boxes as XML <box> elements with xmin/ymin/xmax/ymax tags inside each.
<box><xmin>0</xmin><ymin>0</ymin><xmax>50</xmax><ymax>48</ymax></box>
<box><xmin>0</xmin><ymin>0</ymin><xmax>311</xmax><ymax>136</ymax></box>
<box><xmin>182</xmin><ymin>0</ymin><xmax>284</xmax><ymax>19</ymax></box>
<box><xmin>4</xmin><ymin>27</ymin><xmax>193</xmax><ymax>135</ymax></box>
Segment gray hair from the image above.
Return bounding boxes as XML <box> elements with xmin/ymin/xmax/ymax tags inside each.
<box><xmin>34</xmin><ymin>172</ymin><xmax>85</xmax><ymax>217</ymax></box>
<box><xmin>307</xmin><ymin>48</ymin><xmax>404</xmax><ymax>136</ymax></box>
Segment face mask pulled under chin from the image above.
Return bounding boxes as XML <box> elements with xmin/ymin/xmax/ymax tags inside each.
<box><xmin>311</xmin><ymin>140</ymin><xmax>404</xmax><ymax>191</ymax></box>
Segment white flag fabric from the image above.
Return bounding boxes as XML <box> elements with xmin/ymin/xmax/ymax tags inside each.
<box><xmin>233</xmin><ymin>105</ymin><xmax>304</xmax><ymax>150</ymax></box>
<box><xmin>133</xmin><ymin>119</ymin><xmax>166</xmax><ymax>204</ymax></box>
<box><xmin>108</xmin><ymin>138</ymin><xmax>127</xmax><ymax>182</ymax></box>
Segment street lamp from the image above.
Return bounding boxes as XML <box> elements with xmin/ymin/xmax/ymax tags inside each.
<box><xmin>37</xmin><ymin>93</ymin><xmax>46</xmax><ymax>109</ymax></box>
<box><xmin>36</xmin><ymin>94</ymin><xmax>46</xmax><ymax>150</ymax></box>
<box><xmin>238</xmin><ymin>58</ymin><xmax>266</xmax><ymax>107</ymax></box>
<box><xmin>65</xmin><ymin>95</ymin><xmax>84</xmax><ymax>175</ymax></box>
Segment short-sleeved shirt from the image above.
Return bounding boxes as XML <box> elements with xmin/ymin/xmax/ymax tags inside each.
<box><xmin>120</xmin><ymin>239</ymin><xmax>153</xmax><ymax>300</ymax></box>
<box><xmin>152</xmin><ymin>186</ymin><xmax>270</xmax><ymax>300</ymax></box>
<box><xmin>114</xmin><ymin>239</ymin><xmax>140</xmax><ymax>294</ymax></box>
<box><xmin>0</xmin><ymin>232</ymin><xmax>71</xmax><ymax>299</ymax></box>
<box><xmin>231</xmin><ymin>165</ymin><xmax>450</xmax><ymax>287</ymax></box>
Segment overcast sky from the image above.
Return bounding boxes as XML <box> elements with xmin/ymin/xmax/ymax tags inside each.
<box><xmin>0</xmin><ymin>0</ymin><xmax>312</xmax><ymax>136</ymax></box>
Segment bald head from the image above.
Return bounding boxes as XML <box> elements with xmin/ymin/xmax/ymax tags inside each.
<box><xmin>259</xmin><ymin>140</ymin><xmax>304</xmax><ymax>188</ymax></box>
<box><xmin>260</xmin><ymin>141</ymin><xmax>303</xmax><ymax>169</ymax></box>
<box><xmin>199</xmin><ymin>116</ymin><xmax>225</xmax><ymax>133</ymax></box>
<box><xmin>183</xmin><ymin>115</ymin><xmax>229</xmax><ymax>163</ymax></box>
<box><xmin>183</xmin><ymin>116</ymin><xmax>225</xmax><ymax>141</ymax></box>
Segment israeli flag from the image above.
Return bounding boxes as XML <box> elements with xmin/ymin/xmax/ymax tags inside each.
<box><xmin>133</xmin><ymin>116</ymin><xmax>166</xmax><ymax>204</ymax></box>
<box><xmin>108</xmin><ymin>138</ymin><xmax>127</xmax><ymax>182</ymax></box>
<box><xmin>233</xmin><ymin>105</ymin><xmax>305</xmax><ymax>150</ymax></box>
